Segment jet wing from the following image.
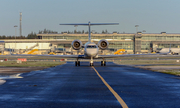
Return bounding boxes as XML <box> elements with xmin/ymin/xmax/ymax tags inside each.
<box><xmin>1</xmin><ymin>54</ymin><xmax>85</xmax><ymax>58</ymax></box>
<box><xmin>97</xmin><ymin>53</ymin><xmax>172</xmax><ymax>58</ymax></box>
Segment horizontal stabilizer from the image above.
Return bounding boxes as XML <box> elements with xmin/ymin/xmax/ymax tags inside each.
<box><xmin>60</xmin><ymin>22</ymin><xmax>119</xmax><ymax>26</ymax></box>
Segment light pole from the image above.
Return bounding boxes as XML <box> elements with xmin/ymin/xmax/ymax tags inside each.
<box><xmin>74</xmin><ymin>25</ymin><xmax>78</xmax><ymax>34</ymax></box>
<box><xmin>142</xmin><ymin>30</ymin><xmax>146</xmax><ymax>33</ymax></box>
<box><xmin>135</xmin><ymin>25</ymin><xmax>139</xmax><ymax>33</ymax></box>
<box><xmin>134</xmin><ymin>25</ymin><xmax>139</xmax><ymax>54</ymax></box>
<box><xmin>92</xmin><ymin>30</ymin><xmax>95</xmax><ymax>34</ymax></box>
<box><xmin>14</xmin><ymin>25</ymin><xmax>18</xmax><ymax>39</ymax></box>
<box><xmin>14</xmin><ymin>25</ymin><xmax>18</xmax><ymax>52</ymax></box>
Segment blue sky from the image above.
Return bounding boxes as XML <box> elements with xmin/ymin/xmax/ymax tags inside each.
<box><xmin>0</xmin><ymin>0</ymin><xmax>180</xmax><ymax>36</ymax></box>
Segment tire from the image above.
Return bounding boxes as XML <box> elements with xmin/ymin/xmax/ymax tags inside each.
<box><xmin>90</xmin><ymin>63</ymin><xmax>93</xmax><ymax>66</ymax></box>
<box><xmin>101</xmin><ymin>61</ymin><xmax>103</xmax><ymax>66</ymax></box>
<box><xmin>78</xmin><ymin>61</ymin><xmax>80</xmax><ymax>66</ymax></box>
<box><xmin>104</xmin><ymin>61</ymin><xmax>106</xmax><ymax>66</ymax></box>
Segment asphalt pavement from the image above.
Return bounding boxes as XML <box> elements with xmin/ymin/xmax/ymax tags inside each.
<box><xmin>0</xmin><ymin>62</ymin><xmax>180</xmax><ymax>108</ymax></box>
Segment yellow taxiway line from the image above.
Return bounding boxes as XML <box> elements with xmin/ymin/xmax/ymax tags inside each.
<box><xmin>92</xmin><ymin>66</ymin><xmax>128</xmax><ymax>108</ymax></box>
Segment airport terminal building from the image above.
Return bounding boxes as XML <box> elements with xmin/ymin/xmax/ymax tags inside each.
<box><xmin>2</xmin><ymin>32</ymin><xmax>180</xmax><ymax>54</ymax></box>
<box><xmin>37</xmin><ymin>32</ymin><xmax>180</xmax><ymax>54</ymax></box>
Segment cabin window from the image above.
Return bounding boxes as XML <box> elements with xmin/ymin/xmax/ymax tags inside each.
<box><xmin>87</xmin><ymin>45</ymin><xmax>97</xmax><ymax>48</ymax></box>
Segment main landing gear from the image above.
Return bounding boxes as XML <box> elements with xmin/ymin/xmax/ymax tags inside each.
<box><xmin>101</xmin><ymin>61</ymin><xmax>106</xmax><ymax>66</ymax></box>
<box><xmin>101</xmin><ymin>58</ymin><xmax>106</xmax><ymax>66</ymax></box>
<box><xmin>75</xmin><ymin>58</ymin><xmax>106</xmax><ymax>66</ymax></box>
<box><xmin>75</xmin><ymin>59</ymin><xmax>80</xmax><ymax>66</ymax></box>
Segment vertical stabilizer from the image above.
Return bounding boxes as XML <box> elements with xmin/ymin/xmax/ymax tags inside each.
<box><xmin>60</xmin><ymin>22</ymin><xmax>119</xmax><ymax>42</ymax></box>
<box><xmin>88</xmin><ymin>22</ymin><xmax>91</xmax><ymax>42</ymax></box>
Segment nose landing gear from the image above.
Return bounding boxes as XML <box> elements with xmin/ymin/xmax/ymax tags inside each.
<box><xmin>90</xmin><ymin>57</ymin><xmax>94</xmax><ymax>66</ymax></box>
<box><xmin>90</xmin><ymin>63</ymin><xmax>94</xmax><ymax>66</ymax></box>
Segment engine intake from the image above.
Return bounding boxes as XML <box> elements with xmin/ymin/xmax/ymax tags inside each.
<box><xmin>71</xmin><ymin>40</ymin><xmax>83</xmax><ymax>50</ymax></box>
<box><xmin>98</xmin><ymin>39</ymin><xmax>109</xmax><ymax>50</ymax></box>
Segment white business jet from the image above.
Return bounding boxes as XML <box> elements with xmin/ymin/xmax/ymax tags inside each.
<box><xmin>60</xmin><ymin>22</ymin><xmax>120</xmax><ymax>66</ymax></box>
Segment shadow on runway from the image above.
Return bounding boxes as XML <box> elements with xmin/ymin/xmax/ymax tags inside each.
<box><xmin>66</xmin><ymin>62</ymin><xmax>127</xmax><ymax>67</ymax></box>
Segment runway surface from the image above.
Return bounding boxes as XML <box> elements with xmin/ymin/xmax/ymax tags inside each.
<box><xmin>0</xmin><ymin>62</ymin><xmax>180</xmax><ymax>108</ymax></box>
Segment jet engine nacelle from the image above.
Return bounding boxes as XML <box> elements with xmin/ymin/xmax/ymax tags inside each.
<box><xmin>71</xmin><ymin>40</ymin><xmax>83</xmax><ymax>50</ymax></box>
<box><xmin>98</xmin><ymin>39</ymin><xmax>109</xmax><ymax>50</ymax></box>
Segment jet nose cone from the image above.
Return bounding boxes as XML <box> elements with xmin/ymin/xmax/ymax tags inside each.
<box><xmin>86</xmin><ymin>49</ymin><xmax>98</xmax><ymax>56</ymax></box>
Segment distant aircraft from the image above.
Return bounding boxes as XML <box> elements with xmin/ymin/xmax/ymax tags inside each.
<box><xmin>3</xmin><ymin>21</ymin><xmax>171</xmax><ymax>66</ymax></box>
<box><xmin>158</xmin><ymin>48</ymin><xmax>180</xmax><ymax>55</ymax></box>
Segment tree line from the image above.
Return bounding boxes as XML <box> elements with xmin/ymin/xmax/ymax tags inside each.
<box><xmin>0</xmin><ymin>32</ymin><xmax>37</xmax><ymax>39</ymax></box>
<box><xmin>0</xmin><ymin>29</ymin><xmax>111</xmax><ymax>39</ymax></box>
<box><xmin>0</xmin><ymin>29</ymin><xmax>57</xmax><ymax>39</ymax></box>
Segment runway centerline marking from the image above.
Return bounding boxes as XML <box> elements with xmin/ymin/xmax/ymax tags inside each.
<box><xmin>92</xmin><ymin>66</ymin><xmax>128</xmax><ymax>108</ymax></box>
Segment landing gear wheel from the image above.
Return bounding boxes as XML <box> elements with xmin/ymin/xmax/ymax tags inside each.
<box><xmin>78</xmin><ymin>61</ymin><xmax>80</xmax><ymax>66</ymax></box>
<box><xmin>101</xmin><ymin>61</ymin><xmax>106</xmax><ymax>66</ymax></box>
<box><xmin>90</xmin><ymin>63</ymin><xmax>94</xmax><ymax>66</ymax></box>
<box><xmin>101</xmin><ymin>61</ymin><xmax>103</xmax><ymax>66</ymax></box>
<box><xmin>104</xmin><ymin>61</ymin><xmax>106</xmax><ymax>66</ymax></box>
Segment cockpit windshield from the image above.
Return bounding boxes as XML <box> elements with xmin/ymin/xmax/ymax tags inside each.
<box><xmin>87</xmin><ymin>45</ymin><xmax>97</xmax><ymax>48</ymax></box>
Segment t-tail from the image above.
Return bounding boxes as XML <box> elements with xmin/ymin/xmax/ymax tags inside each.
<box><xmin>60</xmin><ymin>21</ymin><xmax>119</xmax><ymax>42</ymax></box>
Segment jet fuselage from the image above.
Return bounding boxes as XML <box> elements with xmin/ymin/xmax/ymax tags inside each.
<box><xmin>84</xmin><ymin>42</ymin><xmax>99</xmax><ymax>58</ymax></box>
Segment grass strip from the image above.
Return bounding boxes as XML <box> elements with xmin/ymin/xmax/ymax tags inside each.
<box><xmin>0</xmin><ymin>61</ymin><xmax>65</xmax><ymax>67</ymax></box>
